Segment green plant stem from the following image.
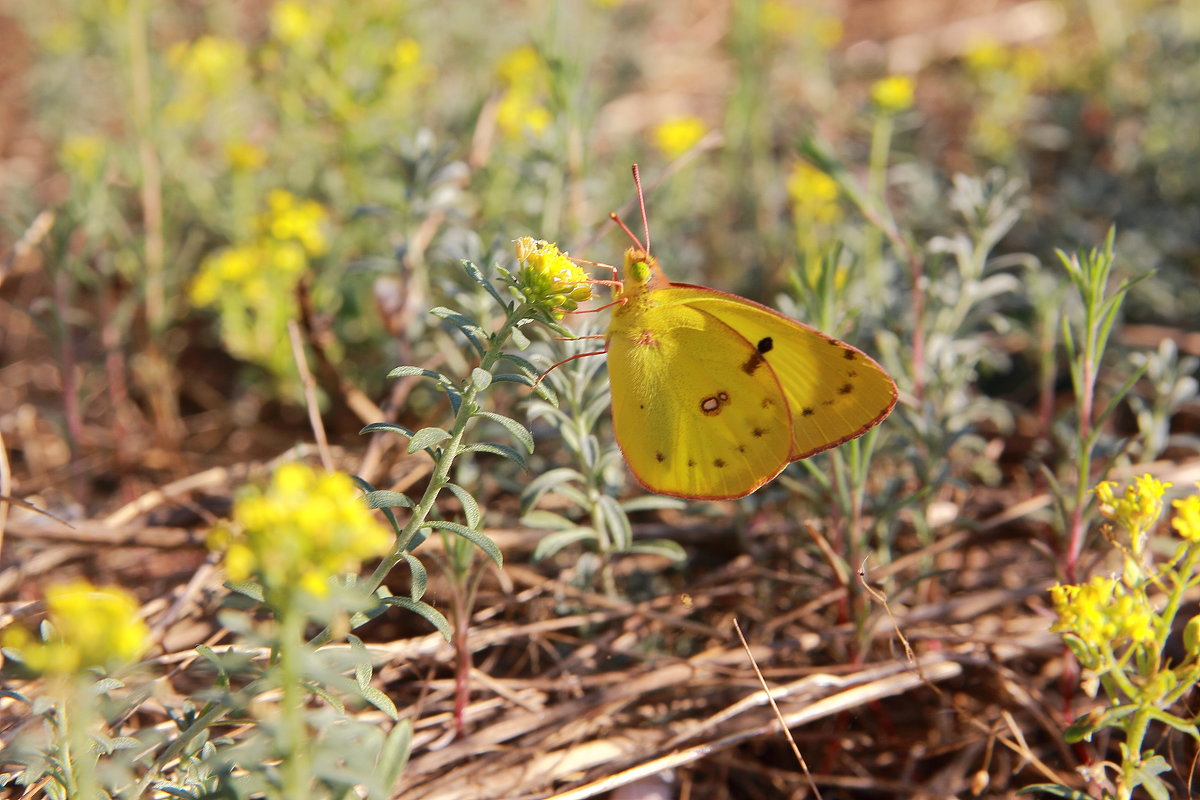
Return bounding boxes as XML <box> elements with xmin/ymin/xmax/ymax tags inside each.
<box><xmin>356</xmin><ymin>305</ymin><xmax>533</xmax><ymax>601</ymax></box>
<box><xmin>277</xmin><ymin>607</ymin><xmax>311</xmax><ymax>797</ymax></box>
<box><xmin>864</xmin><ymin>112</ymin><xmax>893</xmax><ymax>291</ymax></box>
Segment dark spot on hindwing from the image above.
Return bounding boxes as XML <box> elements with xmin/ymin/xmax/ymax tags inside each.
<box><xmin>757</xmin><ymin>337</ymin><xmax>774</xmax><ymax>354</ymax></box>
<box><xmin>838</xmin><ymin>383</ymin><xmax>853</xmax><ymax>395</ymax></box>
<box><xmin>713</xmin><ymin>458</ymin><xmax>726</xmax><ymax>468</ymax></box>
<box><xmin>700</xmin><ymin>391</ymin><xmax>731</xmax><ymax>416</ymax></box>
<box><xmin>801</xmin><ymin>407</ymin><xmax>814</xmax><ymax>417</ymax></box>
<box><xmin>655</xmin><ymin>452</ymin><xmax>665</xmax><ymax>463</ymax></box>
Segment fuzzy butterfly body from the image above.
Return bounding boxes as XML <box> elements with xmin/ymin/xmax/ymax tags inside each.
<box><xmin>605</xmin><ymin>247</ymin><xmax>897</xmax><ymax>500</ymax></box>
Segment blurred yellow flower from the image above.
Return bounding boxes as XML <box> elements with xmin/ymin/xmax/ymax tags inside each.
<box><xmin>964</xmin><ymin>36</ymin><xmax>1008</xmax><ymax>74</ymax></box>
<box><xmin>496</xmin><ymin>89</ymin><xmax>553</xmax><ymax>139</ymax></box>
<box><xmin>497</xmin><ymin>45</ymin><xmax>547</xmax><ymax>89</ymax></box>
<box><xmin>1011</xmin><ymin>47</ymin><xmax>1045</xmax><ymax>83</ymax></box>
<box><xmin>1173</xmin><ymin>490</ymin><xmax>1200</xmax><ymax>542</ymax></box>
<box><xmin>210</xmin><ymin>464</ymin><xmax>392</xmax><ymax>601</ymax></box>
<box><xmin>226</xmin><ymin>141</ymin><xmax>267</xmax><ymax>172</ymax></box>
<box><xmin>264</xmin><ymin>189</ymin><xmax>328</xmax><ymax>256</ymax></box>
<box><xmin>787</xmin><ymin>162</ymin><xmax>841</xmax><ymax>225</ymax></box>
<box><xmin>60</xmin><ymin>134</ymin><xmax>106</xmax><ymax>180</ymax></box>
<box><xmin>169</xmin><ymin>35</ymin><xmax>246</xmax><ymax>87</ymax></box>
<box><xmin>391</xmin><ymin>38</ymin><xmax>422</xmax><ymax>71</ymax></box>
<box><xmin>653</xmin><ymin>116</ymin><xmax>708</xmax><ymax>159</ymax></box>
<box><xmin>271</xmin><ymin>0</ymin><xmax>317</xmax><ymax>44</ymax></box>
<box><xmin>759</xmin><ymin>0</ymin><xmax>805</xmax><ymax>37</ymax></box>
<box><xmin>2</xmin><ymin>581</ymin><xmax>151</xmax><ymax>675</ymax></box>
<box><xmin>871</xmin><ymin>75</ymin><xmax>915</xmax><ymax>113</ymax></box>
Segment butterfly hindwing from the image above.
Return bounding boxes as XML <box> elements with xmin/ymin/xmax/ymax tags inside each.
<box><xmin>666</xmin><ymin>285</ymin><xmax>898</xmax><ymax>459</ymax></box>
<box><xmin>606</xmin><ymin>298</ymin><xmax>794</xmax><ymax>499</ymax></box>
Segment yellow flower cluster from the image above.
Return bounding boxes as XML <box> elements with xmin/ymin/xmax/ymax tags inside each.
<box><xmin>2</xmin><ymin>581</ymin><xmax>151</xmax><ymax>675</ymax></box>
<box><xmin>870</xmin><ymin>75</ymin><xmax>915</xmax><ymax>114</ymax></box>
<box><xmin>210</xmin><ymin>464</ymin><xmax>392</xmax><ymax>601</ymax></box>
<box><xmin>1095</xmin><ymin>474</ymin><xmax>1172</xmax><ymax>537</ymax></box>
<box><xmin>495</xmin><ymin>45</ymin><xmax>553</xmax><ymax>139</ymax></box>
<box><xmin>653</xmin><ymin>116</ymin><xmax>708</xmax><ymax>159</ymax></box>
<box><xmin>164</xmin><ymin>35</ymin><xmax>248</xmax><ymax>123</ymax></box>
<box><xmin>1173</xmin><ymin>492</ymin><xmax>1200</xmax><ymax>542</ymax></box>
<box><xmin>1050</xmin><ymin>575</ymin><xmax>1157</xmax><ymax>653</ymax></box>
<box><xmin>787</xmin><ymin>162</ymin><xmax>842</xmax><ymax>226</ymax></box>
<box><xmin>514</xmin><ymin>236</ymin><xmax>592</xmax><ymax>319</ymax></box>
<box><xmin>190</xmin><ymin>190</ymin><xmax>327</xmax><ymax>308</ymax></box>
<box><xmin>60</xmin><ymin>134</ymin><xmax>106</xmax><ymax>181</ymax></box>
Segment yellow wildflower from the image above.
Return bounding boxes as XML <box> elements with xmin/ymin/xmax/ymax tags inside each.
<box><xmin>60</xmin><ymin>134</ymin><xmax>105</xmax><ymax>181</ymax></box>
<box><xmin>391</xmin><ymin>38</ymin><xmax>422</xmax><ymax>71</ymax></box>
<box><xmin>271</xmin><ymin>0</ymin><xmax>318</xmax><ymax>45</ymax></box>
<box><xmin>787</xmin><ymin>162</ymin><xmax>842</xmax><ymax>225</ymax></box>
<box><xmin>496</xmin><ymin>89</ymin><xmax>553</xmax><ymax>139</ymax></box>
<box><xmin>653</xmin><ymin>116</ymin><xmax>708</xmax><ymax>159</ymax></box>
<box><xmin>1172</xmin><ymin>491</ymin><xmax>1200</xmax><ymax>542</ymax></box>
<box><xmin>514</xmin><ymin>236</ymin><xmax>592</xmax><ymax>318</ymax></box>
<box><xmin>211</xmin><ymin>464</ymin><xmax>392</xmax><ymax>602</ymax></box>
<box><xmin>264</xmin><ymin>189</ymin><xmax>328</xmax><ymax>256</ymax></box>
<box><xmin>1095</xmin><ymin>474</ymin><xmax>1172</xmax><ymax>536</ymax></box>
<box><xmin>871</xmin><ymin>75</ymin><xmax>915</xmax><ymax>113</ymax></box>
<box><xmin>759</xmin><ymin>1</ymin><xmax>804</xmax><ymax>38</ymax></box>
<box><xmin>226</xmin><ymin>141</ymin><xmax>267</xmax><ymax>172</ymax></box>
<box><xmin>497</xmin><ymin>45</ymin><xmax>547</xmax><ymax>89</ymax></box>
<box><xmin>964</xmin><ymin>37</ymin><xmax>1008</xmax><ymax>74</ymax></box>
<box><xmin>2</xmin><ymin>581</ymin><xmax>151</xmax><ymax>675</ymax></box>
<box><xmin>1050</xmin><ymin>574</ymin><xmax>1157</xmax><ymax>651</ymax></box>
<box><xmin>169</xmin><ymin>35</ymin><xmax>246</xmax><ymax>88</ymax></box>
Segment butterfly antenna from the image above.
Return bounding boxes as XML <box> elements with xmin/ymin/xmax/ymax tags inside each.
<box><xmin>608</xmin><ymin>211</ymin><xmax>646</xmax><ymax>252</ymax></box>
<box><xmin>631</xmin><ymin>163</ymin><xmax>651</xmax><ymax>257</ymax></box>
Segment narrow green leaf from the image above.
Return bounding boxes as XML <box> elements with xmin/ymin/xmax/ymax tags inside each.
<box><xmin>511</xmin><ymin>325</ymin><xmax>531</xmax><ymax>350</ymax></box>
<box><xmin>521</xmin><ymin>508</ymin><xmax>576</xmax><ymax>530</ymax></box>
<box><xmin>476</xmin><ymin>411</ymin><xmax>535</xmax><ymax>454</ymax></box>
<box><xmin>462</xmin><ymin>259</ymin><xmax>507</xmax><ymax>307</ymax></box>
<box><xmin>363</xmin><ymin>490</ymin><xmax>415</xmax><ymax>510</ymax></box>
<box><xmin>403</xmin><ymin>553</ymin><xmax>428</xmax><ymax>600</ymax></box>
<box><xmin>423</xmin><ymin>520</ymin><xmax>503</xmax><ymax>567</ymax></box>
<box><xmin>430</xmin><ymin>307</ymin><xmax>485</xmax><ymax>353</ymax></box>
<box><xmin>359</xmin><ymin>684</ymin><xmax>400</xmax><ymax>721</ymax></box>
<box><xmin>226</xmin><ymin>580</ymin><xmax>264</xmax><ymax>603</ymax></box>
<box><xmin>458</xmin><ymin>441</ymin><xmax>529</xmax><ymax>470</ymax></box>
<box><xmin>408</xmin><ymin>426</ymin><xmax>452</xmax><ymax>454</ymax></box>
<box><xmin>532</xmin><ymin>527</ymin><xmax>597</xmax><ymax>561</ymax></box>
<box><xmin>597</xmin><ymin>494</ymin><xmax>633</xmax><ymax>552</ymax></box>
<box><xmin>520</xmin><ymin>467</ymin><xmax>586</xmax><ymax>512</ymax></box>
<box><xmin>383</xmin><ymin>596</ymin><xmax>453</xmax><ymax>640</ymax></box>
<box><xmin>376</xmin><ymin>719</ymin><xmax>414</xmax><ymax>797</ymax></box>
<box><xmin>309</xmin><ymin>682</ymin><xmax>346</xmax><ymax>714</ymax></box>
<box><xmin>360</xmin><ymin>422</ymin><xmax>415</xmax><ymax>439</ymax></box>
<box><xmin>630</xmin><ymin>539</ymin><xmax>687</xmax><ymax>563</ymax></box>
<box><xmin>1016</xmin><ymin>784</ymin><xmax>1090</xmax><ymax>798</ymax></box>
<box><xmin>620</xmin><ymin>495</ymin><xmax>687</xmax><ymax>513</ymax></box>
<box><xmin>386</xmin><ymin>365</ymin><xmax>448</xmax><ymax>382</ymax></box>
<box><xmin>499</xmin><ymin>352</ymin><xmax>541</xmax><ymax>378</ymax></box>
<box><xmin>491</xmin><ymin>372</ymin><xmax>535</xmax><ymax>386</ymax></box>
<box><xmin>443</xmin><ymin>482</ymin><xmax>482</xmax><ymax>529</ymax></box>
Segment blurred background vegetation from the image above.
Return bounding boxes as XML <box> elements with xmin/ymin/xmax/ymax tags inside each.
<box><xmin>2</xmin><ymin>0</ymin><xmax>1198</xmax><ymax>510</ymax></box>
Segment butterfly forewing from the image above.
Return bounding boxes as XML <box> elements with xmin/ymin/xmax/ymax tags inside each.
<box><xmin>606</xmin><ymin>300</ymin><xmax>794</xmax><ymax>499</ymax></box>
<box><xmin>666</xmin><ymin>286</ymin><xmax>898</xmax><ymax>460</ymax></box>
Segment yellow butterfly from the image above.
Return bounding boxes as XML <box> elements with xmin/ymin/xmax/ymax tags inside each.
<box><xmin>601</xmin><ymin>167</ymin><xmax>898</xmax><ymax>500</ymax></box>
